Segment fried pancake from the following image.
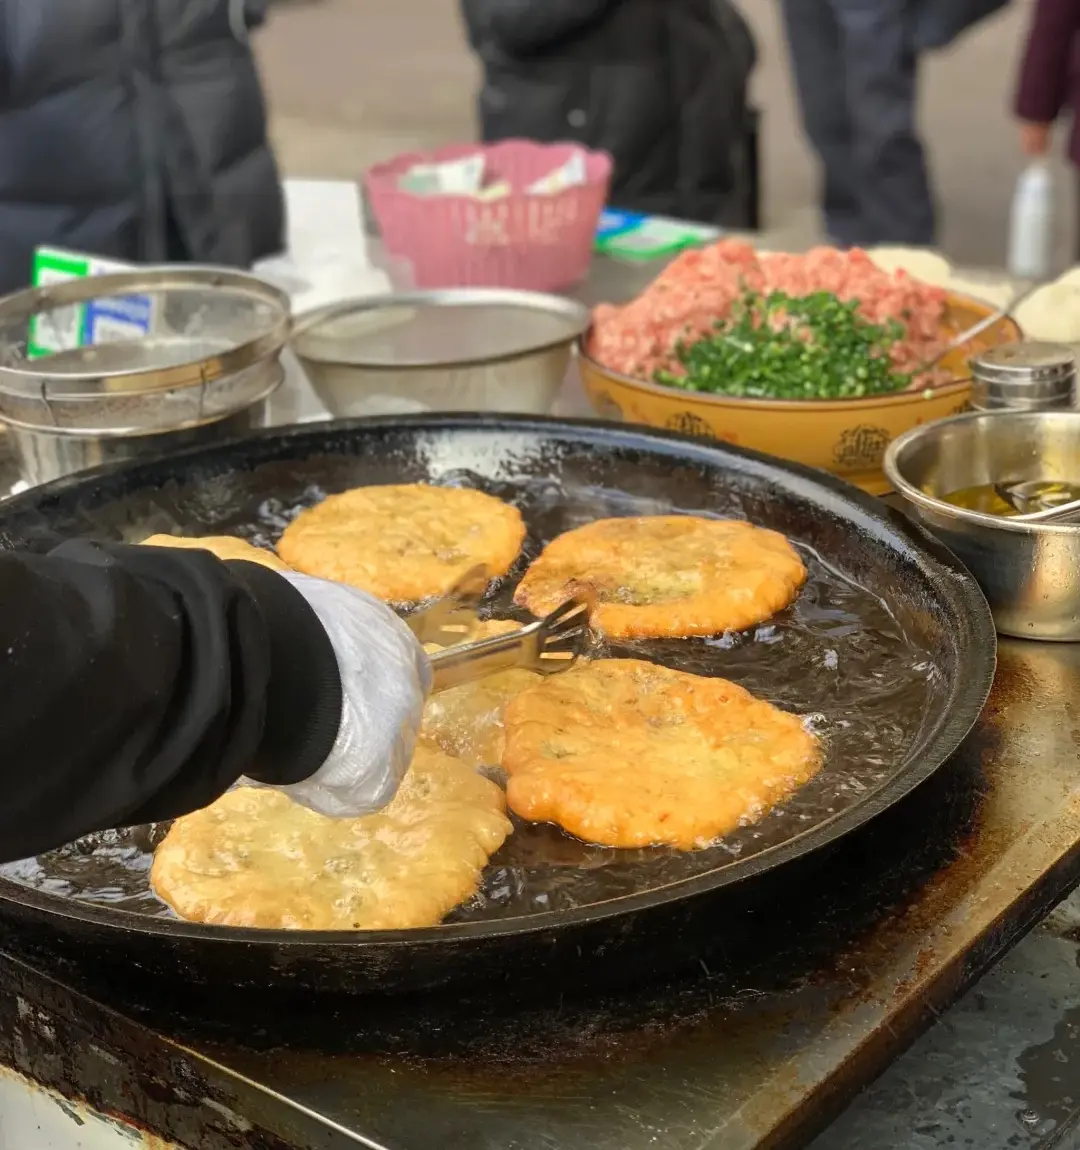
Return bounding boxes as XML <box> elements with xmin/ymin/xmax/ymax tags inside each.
<box><xmin>142</xmin><ymin>533</ymin><xmax>292</xmax><ymax>573</ymax></box>
<box><xmin>421</xmin><ymin>619</ymin><xmax>540</xmax><ymax>766</ymax></box>
<box><xmin>502</xmin><ymin>658</ymin><xmax>821</xmax><ymax>849</ymax></box>
<box><xmin>514</xmin><ymin>515</ymin><xmax>806</xmax><ymax>639</ymax></box>
<box><xmin>276</xmin><ymin>484</ymin><xmax>526</xmax><ymax>603</ymax></box>
<box><xmin>151</xmin><ymin>745</ymin><xmax>512</xmax><ymax>930</ymax></box>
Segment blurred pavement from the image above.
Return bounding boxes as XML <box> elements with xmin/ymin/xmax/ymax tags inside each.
<box><xmin>254</xmin><ymin>0</ymin><xmax>1070</xmax><ymax>270</ymax></box>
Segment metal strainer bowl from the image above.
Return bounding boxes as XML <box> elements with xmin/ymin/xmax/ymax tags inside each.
<box><xmin>0</xmin><ymin>268</ymin><xmax>291</xmax><ymax>483</ymax></box>
<box><xmin>290</xmin><ymin>289</ymin><xmax>591</xmax><ymax>417</ymax></box>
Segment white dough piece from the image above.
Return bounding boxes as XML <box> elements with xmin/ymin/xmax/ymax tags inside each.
<box><xmin>867</xmin><ymin>246</ymin><xmax>953</xmax><ymax>285</ymax></box>
<box><xmin>1016</xmin><ymin>281</ymin><xmax>1080</xmax><ymax>343</ymax></box>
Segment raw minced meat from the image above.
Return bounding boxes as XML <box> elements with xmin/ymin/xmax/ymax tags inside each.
<box><xmin>588</xmin><ymin>241</ymin><xmax>949</xmax><ymax>386</ymax></box>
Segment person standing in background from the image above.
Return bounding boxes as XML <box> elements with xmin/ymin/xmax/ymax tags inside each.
<box><xmin>779</xmin><ymin>0</ymin><xmax>1006</xmax><ymax>248</ymax></box>
<box><xmin>1015</xmin><ymin>0</ymin><xmax>1080</xmax><ymax>253</ymax></box>
<box><xmin>0</xmin><ymin>0</ymin><xmax>285</xmax><ymax>295</ymax></box>
<box><xmin>779</xmin><ymin>0</ymin><xmax>935</xmax><ymax>247</ymax></box>
<box><xmin>459</xmin><ymin>0</ymin><xmax>758</xmax><ymax>228</ymax></box>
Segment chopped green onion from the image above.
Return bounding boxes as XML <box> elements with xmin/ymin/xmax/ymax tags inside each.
<box><xmin>655</xmin><ymin>289</ymin><xmax>914</xmax><ymax>400</ymax></box>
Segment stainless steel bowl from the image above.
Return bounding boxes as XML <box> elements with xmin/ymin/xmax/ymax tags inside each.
<box><xmin>291</xmin><ymin>289</ymin><xmax>591</xmax><ymax>417</ymax></box>
<box><xmin>884</xmin><ymin>410</ymin><xmax>1080</xmax><ymax>640</ymax></box>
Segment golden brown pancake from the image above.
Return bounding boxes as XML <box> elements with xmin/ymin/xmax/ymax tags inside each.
<box><xmin>276</xmin><ymin>483</ymin><xmax>526</xmax><ymax>603</ymax></box>
<box><xmin>501</xmin><ymin>658</ymin><xmax>821</xmax><ymax>849</ymax></box>
<box><xmin>421</xmin><ymin>619</ymin><xmax>540</xmax><ymax>766</ymax></box>
<box><xmin>142</xmin><ymin>533</ymin><xmax>292</xmax><ymax>572</ymax></box>
<box><xmin>514</xmin><ymin>515</ymin><xmax>806</xmax><ymax>639</ymax></box>
<box><xmin>151</xmin><ymin>745</ymin><xmax>512</xmax><ymax>930</ymax></box>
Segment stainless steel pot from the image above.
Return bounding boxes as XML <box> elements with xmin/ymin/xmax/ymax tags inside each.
<box><xmin>0</xmin><ymin>267</ymin><xmax>290</xmax><ymax>484</ymax></box>
<box><xmin>884</xmin><ymin>410</ymin><xmax>1080</xmax><ymax>640</ymax></box>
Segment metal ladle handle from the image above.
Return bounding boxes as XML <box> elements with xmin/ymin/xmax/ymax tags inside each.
<box><xmin>912</xmin><ymin>283</ymin><xmax>1040</xmax><ymax>378</ymax></box>
<box><xmin>1008</xmin><ymin>496</ymin><xmax>1080</xmax><ymax>524</ymax></box>
<box><xmin>993</xmin><ymin>482</ymin><xmax>1080</xmax><ymax>523</ymax></box>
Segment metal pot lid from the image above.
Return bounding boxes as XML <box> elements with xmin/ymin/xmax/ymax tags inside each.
<box><xmin>0</xmin><ymin>267</ymin><xmax>290</xmax><ymax>400</ymax></box>
<box><xmin>291</xmin><ymin>289</ymin><xmax>592</xmax><ymax>369</ymax></box>
<box><xmin>971</xmin><ymin>341</ymin><xmax>1077</xmax><ymax>385</ymax></box>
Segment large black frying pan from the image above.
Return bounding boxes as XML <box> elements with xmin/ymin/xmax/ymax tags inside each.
<box><xmin>0</xmin><ymin>416</ymin><xmax>995</xmax><ymax>999</ymax></box>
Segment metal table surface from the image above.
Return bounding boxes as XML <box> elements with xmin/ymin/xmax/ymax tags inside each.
<box><xmin>0</xmin><ymin>254</ymin><xmax>1079</xmax><ymax>1150</ymax></box>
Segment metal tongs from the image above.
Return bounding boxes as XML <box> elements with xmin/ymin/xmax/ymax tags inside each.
<box><xmin>405</xmin><ymin>564</ymin><xmax>493</xmax><ymax>647</ymax></box>
<box><xmin>427</xmin><ymin>596</ymin><xmax>591</xmax><ymax>693</ymax></box>
<box><xmin>992</xmin><ymin>481</ymin><xmax>1080</xmax><ymax>524</ymax></box>
<box><xmin>404</xmin><ymin>565</ymin><xmax>592</xmax><ymax>692</ymax></box>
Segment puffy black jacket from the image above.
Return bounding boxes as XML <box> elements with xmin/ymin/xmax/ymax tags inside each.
<box><xmin>0</xmin><ymin>542</ymin><xmax>342</xmax><ymax>864</ymax></box>
<box><xmin>460</xmin><ymin>0</ymin><xmax>757</xmax><ymax>227</ymax></box>
<box><xmin>0</xmin><ymin>0</ymin><xmax>285</xmax><ymax>294</ymax></box>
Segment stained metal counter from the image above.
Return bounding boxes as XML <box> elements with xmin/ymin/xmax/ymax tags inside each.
<box><xmin>0</xmin><ymin>633</ymin><xmax>1078</xmax><ymax>1150</ymax></box>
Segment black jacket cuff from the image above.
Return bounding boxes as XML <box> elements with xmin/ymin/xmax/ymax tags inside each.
<box><xmin>227</xmin><ymin>562</ymin><xmax>343</xmax><ymax>786</ymax></box>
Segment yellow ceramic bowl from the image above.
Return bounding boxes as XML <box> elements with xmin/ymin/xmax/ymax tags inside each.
<box><xmin>578</xmin><ymin>293</ymin><xmax>1021</xmax><ymax>494</ymax></box>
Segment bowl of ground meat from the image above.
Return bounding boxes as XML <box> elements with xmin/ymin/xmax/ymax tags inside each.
<box><xmin>580</xmin><ymin>241</ymin><xmax>1020</xmax><ymax>494</ymax></box>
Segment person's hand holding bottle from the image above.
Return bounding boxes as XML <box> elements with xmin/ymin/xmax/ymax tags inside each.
<box><xmin>1019</xmin><ymin>121</ymin><xmax>1052</xmax><ymax>158</ymax></box>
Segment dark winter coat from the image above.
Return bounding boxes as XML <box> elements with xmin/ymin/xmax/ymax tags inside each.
<box><xmin>1015</xmin><ymin>0</ymin><xmax>1080</xmax><ymax>167</ymax></box>
<box><xmin>0</xmin><ymin>0</ymin><xmax>285</xmax><ymax>294</ymax></box>
<box><xmin>0</xmin><ymin>541</ymin><xmax>343</xmax><ymax>863</ymax></box>
<box><xmin>911</xmin><ymin>0</ymin><xmax>1010</xmax><ymax>52</ymax></box>
<box><xmin>460</xmin><ymin>0</ymin><xmax>757</xmax><ymax>227</ymax></box>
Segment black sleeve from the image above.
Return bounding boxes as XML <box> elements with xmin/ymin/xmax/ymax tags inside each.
<box><xmin>461</xmin><ymin>0</ymin><xmax>618</xmax><ymax>55</ymax></box>
<box><xmin>0</xmin><ymin>542</ymin><xmax>343</xmax><ymax>864</ymax></box>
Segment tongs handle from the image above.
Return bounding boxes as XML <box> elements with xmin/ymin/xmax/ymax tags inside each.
<box><xmin>428</xmin><ymin>596</ymin><xmax>591</xmax><ymax>694</ymax></box>
<box><xmin>430</xmin><ymin>623</ymin><xmax>543</xmax><ymax>692</ymax></box>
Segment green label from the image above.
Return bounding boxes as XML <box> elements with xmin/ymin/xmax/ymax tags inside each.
<box><xmin>596</xmin><ymin>218</ymin><xmax>718</xmax><ymax>262</ymax></box>
<box><xmin>28</xmin><ymin>249</ymin><xmax>93</xmax><ymax>359</ymax></box>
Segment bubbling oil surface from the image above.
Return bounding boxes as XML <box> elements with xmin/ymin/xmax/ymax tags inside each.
<box><xmin>1</xmin><ymin>467</ymin><xmax>940</xmax><ymax>923</ymax></box>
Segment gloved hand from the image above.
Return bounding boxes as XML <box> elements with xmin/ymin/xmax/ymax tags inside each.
<box><xmin>253</xmin><ymin>573</ymin><xmax>432</xmax><ymax>819</ymax></box>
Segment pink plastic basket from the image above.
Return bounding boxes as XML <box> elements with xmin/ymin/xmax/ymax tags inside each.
<box><xmin>364</xmin><ymin>141</ymin><xmax>613</xmax><ymax>292</ymax></box>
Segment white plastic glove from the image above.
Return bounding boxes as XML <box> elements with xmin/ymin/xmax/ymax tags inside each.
<box><xmin>256</xmin><ymin>573</ymin><xmax>432</xmax><ymax>819</ymax></box>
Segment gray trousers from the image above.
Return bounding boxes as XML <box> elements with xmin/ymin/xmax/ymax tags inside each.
<box><xmin>779</xmin><ymin>0</ymin><xmax>936</xmax><ymax>247</ymax></box>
